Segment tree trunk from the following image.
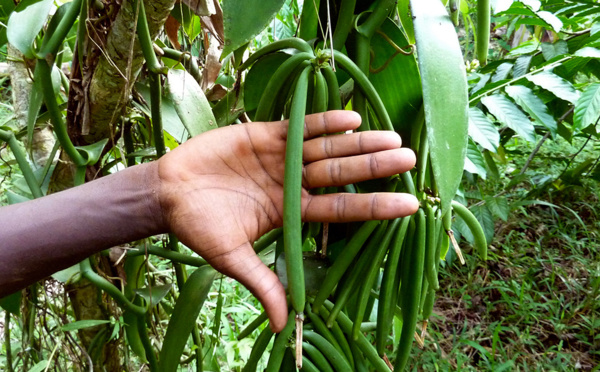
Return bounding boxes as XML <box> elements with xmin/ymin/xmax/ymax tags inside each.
<box><xmin>83</xmin><ymin>0</ymin><xmax>175</xmax><ymax>144</ymax></box>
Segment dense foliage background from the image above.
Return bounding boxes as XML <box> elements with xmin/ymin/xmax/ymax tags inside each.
<box><xmin>0</xmin><ymin>0</ymin><xmax>599</xmax><ymax>370</ymax></box>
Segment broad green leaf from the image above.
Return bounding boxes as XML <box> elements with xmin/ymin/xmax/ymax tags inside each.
<box><xmin>574</xmin><ymin>83</ymin><xmax>600</xmax><ymax>131</ymax></box>
<box><xmin>221</xmin><ymin>0</ymin><xmax>286</xmax><ymax>57</ymax></box>
<box><xmin>505</xmin><ymin>84</ymin><xmax>557</xmax><ymax>137</ymax></box>
<box><xmin>507</xmin><ymin>40</ymin><xmax>540</xmax><ymax>57</ymax></box>
<box><xmin>468</xmin><ymin>107</ymin><xmax>499</xmax><ymax>152</ymax></box>
<box><xmin>536</xmin><ymin>10</ymin><xmax>562</xmax><ymax>32</ymax></box>
<box><xmin>491</xmin><ymin>0</ymin><xmax>514</xmax><ymax>14</ymax></box>
<box><xmin>485</xmin><ymin>195</ymin><xmax>509</xmax><ymax>221</ymax></box>
<box><xmin>244</xmin><ymin>52</ymin><xmax>290</xmax><ymax>117</ymax></box>
<box><xmin>135</xmin><ymin>284</ymin><xmax>173</xmax><ymax>306</ymax></box>
<box><xmin>6</xmin><ymin>0</ymin><xmax>54</xmax><ymax>58</ymax></box>
<box><xmin>398</xmin><ymin>0</ymin><xmax>415</xmax><ymax>44</ymax></box>
<box><xmin>592</xmin><ymin>22</ymin><xmax>600</xmax><ymax>36</ymax></box>
<box><xmin>166</xmin><ymin>69</ymin><xmax>217</xmax><ymax>137</ymax></box>
<box><xmin>575</xmin><ymin>47</ymin><xmax>600</xmax><ymax>58</ymax></box>
<box><xmin>482</xmin><ymin>94</ymin><xmax>536</xmax><ymax>142</ymax></box>
<box><xmin>464</xmin><ymin>140</ymin><xmax>487</xmax><ymax>179</ymax></box>
<box><xmin>6</xmin><ymin>190</ymin><xmax>31</xmax><ymax>204</ymax></box>
<box><xmin>0</xmin><ymin>291</ymin><xmax>21</xmax><ymax>315</ymax></box>
<box><xmin>526</xmin><ymin>71</ymin><xmax>580</xmax><ymax>104</ymax></box>
<box><xmin>472</xmin><ymin>204</ymin><xmax>495</xmax><ymax>245</ymax></box>
<box><xmin>136</xmin><ymin>82</ymin><xmax>188</xmax><ymax>142</ymax></box>
<box><xmin>411</xmin><ymin>0</ymin><xmax>468</xmax><ymax>214</ymax></box>
<box><xmin>159</xmin><ymin>266</ymin><xmax>217</xmax><ymax>372</ymax></box>
<box><xmin>541</xmin><ymin>40</ymin><xmax>568</xmax><ymax>61</ymax></box>
<box><xmin>369</xmin><ymin>18</ymin><xmax>422</xmax><ymax>139</ymax></box>
<box><xmin>61</xmin><ymin>319</ymin><xmax>111</xmax><ymax>331</ymax></box>
<box><xmin>518</xmin><ymin>0</ymin><xmax>540</xmax><ymax>11</ymax></box>
<box><xmin>513</xmin><ymin>55</ymin><xmax>532</xmax><ymax>77</ymax></box>
<box><xmin>51</xmin><ymin>264</ymin><xmax>81</xmax><ymax>284</ymax></box>
<box><xmin>492</xmin><ymin>62</ymin><xmax>514</xmax><ymax>82</ymax></box>
<box><xmin>76</xmin><ymin>138</ymin><xmax>109</xmax><ymax>166</ymax></box>
<box><xmin>29</xmin><ymin>361</ymin><xmax>50</xmax><ymax>372</ymax></box>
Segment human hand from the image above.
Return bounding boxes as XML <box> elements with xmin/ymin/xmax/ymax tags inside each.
<box><xmin>157</xmin><ymin>111</ymin><xmax>418</xmax><ymax>332</ymax></box>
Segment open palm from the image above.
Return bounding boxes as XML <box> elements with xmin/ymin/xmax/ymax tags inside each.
<box><xmin>157</xmin><ymin>111</ymin><xmax>418</xmax><ymax>331</ymax></box>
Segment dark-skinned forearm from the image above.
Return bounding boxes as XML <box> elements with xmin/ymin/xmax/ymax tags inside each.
<box><xmin>0</xmin><ymin>162</ymin><xmax>166</xmax><ymax>297</ymax></box>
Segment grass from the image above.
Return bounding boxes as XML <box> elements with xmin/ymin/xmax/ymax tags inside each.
<box><xmin>406</xmin><ymin>136</ymin><xmax>600</xmax><ymax>371</ymax></box>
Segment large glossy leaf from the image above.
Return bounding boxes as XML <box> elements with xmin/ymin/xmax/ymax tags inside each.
<box><xmin>61</xmin><ymin>319</ymin><xmax>111</xmax><ymax>331</ymax></box>
<box><xmin>468</xmin><ymin>107</ymin><xmax>499</xmax><ymax>152</ymax></box>
<box><xmin>464</xmin><ymin>140</ymin><xmax>487</xmax><ymax>179</ymax></box>
<box><xmin>369</xmin><ymin>18</ymin><xmax>422</xmax><ymax>140</ymax></box>
<box><xmin>134</xmin><ymin>284</ymin><xmax>173</xmax><ymax>306</ymax></box>
<box><xmin>482</xmin><ymin>94</ymin><xmax>536</xmax><ymax>142</ymax></box>
<box><xmin>505</xmin><ymin>84</ymin><xmax>557</xmax><ymax>138</ymax></box>
<box><xmin>541</xmin><ymin>40</ymin><xmax>568</xmax><ymax>61</ymax></box>
<box><xmin>166</xmin><ymin>69</ymin><xmax>217</xmax><ymax>137</ymax></box>
<box><xmin>0</xmin><ymin>291</ymin><xmax>21</xmax><ymax>315</ymax></box>
<box><xmin>492</xmin><ymin>62</ymin><xmax>514</xmax><ymax>82</ymax></box>
<box><xmin>485</xmin><ymin>195</ymin><xmax>509</xmax><ymax>221</ymax></box>
<box><xmin>411</xmin><ymin>0</ymin><xmax>468</xmax><ymax>214</ymax></box>
<box><xmin>6</xmin><ymin>0</ymin><xmax>54</xmax><ymax>58</ymax></box>
<box><xmin>574</xmin><ymin>83</ymin><xmax>600</xmax><ymax>131</ymax></box>
<box><xmin>472</xmin><ymin>204</ymin><xmax>495</xmax><ymax>245</ymax></box>
<box><xmin>136</xmin><ymin>82</ymin><xmax>188</xmax><ymax>142</ymax></box>
<box><xmin>513</xmin><ymin>55</ymin><xmax>532</xmax><ymax>77</ymax></box>
<box><xmin>526</xmin><ymin>71</ymin><xmax>580</xmax><ymax>104</ymax></box>
<box><xmin>221</xmin><ymin>0</ymin><xmax>286</xmax><ymax>57</ymax></box>
<box><xmin>575</xmin><ymin>47</ymin><xmax>600</xmax><ymax>58</ymax></box>
<box><xmin>244</xmin><ymin>52</ymin><xmax>290</xmax><ymax>118</ymax></box>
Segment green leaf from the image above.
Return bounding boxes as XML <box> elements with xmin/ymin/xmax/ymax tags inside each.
<box><xmin>6</xmin><ymin>0</ymin><xmax>54</xmax><ymax>58</ymax></box>
<box><xmin>244</xmin><ymin>52</ymin><xmax>290</xmax><ymax>117</ymax></box>
<box><xmin>472</xmin><ymin>204</ymin><xmax>495</xmax><ymax>245</ymax></box>
<box><xmin>468</xmin><ymin>107</ymin><xmax>499</xmax><ymax>152</ymax></box>
<box><xmin>464</xmin><ymin>140</ymin><xmax>487</xmax><ymax>179</ymax></box>
<box><xmin>411</xmin><ymin>0</ymin><xmax>469</xmax><ymax>214</ymax></box>
<box><xmin>491</xmin><ymin>0</ymin><xmax>514</xmax><ymax>14</ymax></box>
<box><xmin>369</xmin><ymin>18</ymin><xmax>422</xmax><ymax>138</ymax></box>
<box><xmin>29</xmin><ymin>361</ymin><xmax>50</xmax><ymax>372</ymax></box>
<box><xmin>61</xmin><ymin>319</ymin><xmax>111</xmax><ymax>331</ymax></box>
<box><xmin>574</xmin><ymin>83</ymin><xmax>600</xmax><ymax>131</ymax></box>
<box><xmin>492</xmin><ymin>62</ymin><xmax>514</xmax><ymax>83</ymax></box>
<box><xmin>536</xmin><ymin>10</ymin><xmax>562</xmax><ymax>32</ymax></box>
<box><xmin>481</xmin><ymin>94</ymin><xmax>536</xmax><ymax>142</ymax></box>
<box><xmin>513</xmin><ymin>55</ymin><xmax>532</xmax><ymax>77</ymax></box>
<box><xmin>166</xmin><ymin>69</ymin><xmax>217</xmax><ymax>137</ymax></box>
<box><xmin>485</xmin><ymin>195</ymin><xmax>509</xmax><ymax>221</ymax></box>
<box><xmin>505</xmin><ymin>84</ymin><xmax>557</xmax><ymax>138</ymax></box>
<box><xmin>76</xmin><ymin>138</ymin><xmax>109</xmax><ymax>166</ymax></box>
<box><xmin>519</xmin><ymin>0</ymin><xmax>540</xmax><ymax>11</ymax></box>
<box><xmin>51</xmin><ymin>264</ymin><xmax>81</xmax><ymax>284</ymax></box>
<box><xmin>526</xmin><ymin>71</ymin><xmax>580</xmax><ymax>104</ymax></box>
<box><xmin>575</xmin><ymin>47</ymin><xmax>600</xmax><ymax>58</ymax></box>
<box><xmin>221</xmin><ymin>0</ymin><xmax>286</xmax><ymax>57</ymax></box>
<box><xmin>6</xmin><ymin>190</ymin><xmax>31</xmax><ymax>204</ymax></box>
<box><xmin>158</xmin><ymin>266</ymin><xmax>217</xmax><ymax>372</ymax></box>
<box><xmin>134</xmin><ymin>284</ymin><xmax>173</xmax><ymax>306</ymax></box>
<box><xmin>135</xmin><ymin>82</ymin><xmax>188</xmax><ymax>143</ymax></box>
<box><xmin>541</xmin><ymin>40</ymin><xmax>568</xmax><ymax>61</ymax></box>
<box><xmin>0</xmin><ymin>291</ymin><xmax>21</xmax><ymax>315</ymax></box>
<box><xmin>507</xmin><ymin>40</ymin><xmax>539</xmax><ymax>57</ymax></box>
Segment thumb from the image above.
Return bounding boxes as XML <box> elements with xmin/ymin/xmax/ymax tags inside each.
<box><xmin>211</xmin><ymin>242</ymin><xmax>289</xmax><ymax>333</ymax></box>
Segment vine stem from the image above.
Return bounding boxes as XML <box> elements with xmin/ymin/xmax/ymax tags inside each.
<box><xmin>5</xmin><ymin>311</ymin><xmax>13</xmax><ymax>372</ymax></box>
<box><xmin>0</xmin><ymin>129</ymin><xmax>43</xmax><ymax>198</ymax></box>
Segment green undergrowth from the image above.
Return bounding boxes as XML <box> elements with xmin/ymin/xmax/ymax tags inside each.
<box><xmin>406</xmin><ymin>139</ymin><xmax>600</xmax><ymax>371</ymax></box>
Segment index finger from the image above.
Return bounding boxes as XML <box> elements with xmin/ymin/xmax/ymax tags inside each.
<box><xmin>280</xmin><ymin>111</ymin><xmax>362</xmax><ymax>140</ymax></box>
